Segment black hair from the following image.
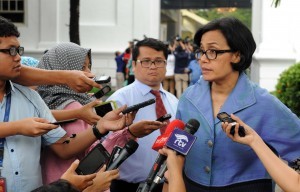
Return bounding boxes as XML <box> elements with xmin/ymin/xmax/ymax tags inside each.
<box><xmin>115</xmin><ymin>51</ymin><xmax>120</xmax><ymax>56</ymax></box>
<box><xmin>125</xmin><ymin>48</ymin><xmax>131</xmax><ymax>54</ymax></box>
<box><xmin>31</xmin><ymin>179</ymin><xmax>79</xmax><ymax>192</ymax></box>
<box><xmin>194</xmin><ymin>17</ymin><xmax>256</xmax><ymax>72</ymax></box>
<box><xmin>0</xmin><ymin>16</ymin><xmax>20</xmax><ymax>38</ymax></box>
<box><xmin>132</xmin><ymin>38</ymin><xmax>168</xmax><ymax>61</ymax></box>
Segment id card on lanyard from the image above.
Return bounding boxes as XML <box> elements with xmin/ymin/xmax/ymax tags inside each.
<box><xmin>0</xmin><ymin>93</ymin><xmax>11</xmax><ymax>192</ymax></box>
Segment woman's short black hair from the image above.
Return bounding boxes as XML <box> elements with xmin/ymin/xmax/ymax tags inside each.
<box><xmin>0</xmin><ymin>16</ymin><xmax>20</xmax><ymax>38</ymax></box>
<box><xmin>194</xmin><ymin>17</ymin><xmax>256</xmax><ymax>72</ymax></box>
<box><xmin>132</xmin><ymin>38</ymin><xmax>168</xmax><ymax>61</ymax></box>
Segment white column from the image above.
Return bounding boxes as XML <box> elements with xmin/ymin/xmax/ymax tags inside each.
<box><xmin>252</xmin><ymin>0</ymin><xmax>299</xmax><ymax>91</ymax></box>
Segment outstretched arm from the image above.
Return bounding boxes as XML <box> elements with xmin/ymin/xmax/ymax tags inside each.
<box><xmin>52</xmin><ymin>100</ymin><xmax>102</xmax><ymax>125</ymax></box>
<box><xmin>222</xmin><ymin>114</ymin><xmax>300</xmax><ymax>192</ymax></box>
<box><xmin>50</xmin><ymin>105</ymin><xmax>136</xmax><ymax>159</ymax></box>
<box><xmin>14</xmin><ymin>65</ymin><xmax>101</xmax><ymax>92</ymax></box>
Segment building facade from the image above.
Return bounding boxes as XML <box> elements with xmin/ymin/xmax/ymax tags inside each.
<box><xmin>8</xmin><ymin>0</ymin><xmax>300</xmax><ymax>91</ymax></box>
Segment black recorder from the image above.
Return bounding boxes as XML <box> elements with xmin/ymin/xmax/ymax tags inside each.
<box><xmin>50</xmin><ymin>118</ymin><xmax>77</xmax><ymax>125</ymax></box>
<box><xmin>75</xmin><ymin>143</ymin><xmax>110</xmax><ymax>175</ymax></box>
<box><xmin>156</xmin><ymin>114</ymin><xmax>171</xmax><ymax>122</ymax></box>
<box><xmin>106</xmin><ymin>145</ymin><xmax>123</xmax><ymax>168</ymax></box>
<box><xmin>122</xmin><ymin>99</ymin><xmax>156</xmax><ymax>114</ymax></box>
<box><xmin>217</xmin><ymin>112</ymin><xmax>246</xmax><ymax>137</ymax></box>
<box><xmin>94</xmin><ymin>85</ymin><xmax>111</xmax><ymax>99</ymax></box>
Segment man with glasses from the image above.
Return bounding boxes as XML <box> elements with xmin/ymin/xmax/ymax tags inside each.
<box><xmin>102</xmin><ymin>38</ymin><xmax>178</xmax><ymax>192</ymax></box>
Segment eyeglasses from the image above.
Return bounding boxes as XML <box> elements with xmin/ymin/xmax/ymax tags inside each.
<box><xmin>0</xmin><ymin>47</ymin><xmax>24</xmax><ymax>56</ymax></box>
<box><xmin>195</xmin><ymin>49</ymin><xmax>233</xmax><ymax>60</ymax></box>
<box><xmin>136</xmin><ymin>59</ymin><xmax>166</xmax><ymax>68</ymax></box>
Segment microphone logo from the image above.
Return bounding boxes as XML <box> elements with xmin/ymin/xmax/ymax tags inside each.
<box><xmin>174</xmin><ymin>134</ymin><xmax>189</xmax><ymax>148</ymax></box>
<box><xmin>166</xmin><ymin>128</ymin><xmax>197</xmax><ymax>156</ymax></box>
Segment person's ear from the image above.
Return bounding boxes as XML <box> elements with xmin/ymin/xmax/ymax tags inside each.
<box><xmin>132</xmin><ymin>61</ymin><xmax>136</xmax><ymax>72</ymax></box>
<box><xmin>231</xmin><ymin>51</ymin><xmax>241</xmax><ymax>63</ymax></box>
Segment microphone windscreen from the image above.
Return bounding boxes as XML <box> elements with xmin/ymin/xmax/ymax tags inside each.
<box><xmin>185</xmin><ymin>119</ymin><xmax>200</xmax><ymax>135</ymax></box>
<box><xmin>125</xmin><ymin>139</ymin><xmax>139</xmax><ymax>155</ymax></box>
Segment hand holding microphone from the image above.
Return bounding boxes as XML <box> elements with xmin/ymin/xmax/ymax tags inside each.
<box><xmin>158</xmin><ymin>148</ymin><xmax>185</xmax><ymax>190</ymax></box>
<box><xmin>136</xmin><ymin>119</ymin><xmax>185</xmax><ymax>192</ymax></box>
<box><xmin>149</xmin><ymin>119</ymin><xmax>200</xmax><ymax>192</ymax></box>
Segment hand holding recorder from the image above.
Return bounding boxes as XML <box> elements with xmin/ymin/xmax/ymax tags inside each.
<box><xmin>217</xmin><ymin>112</ymin><xmax>246</xmax><ymax>137</ymax></box>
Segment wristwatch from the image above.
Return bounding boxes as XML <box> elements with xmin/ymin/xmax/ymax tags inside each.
<box><xmin>92</xmin><ymin>124</ymin><xmax>108</xmax><ymax>140</ymax></box>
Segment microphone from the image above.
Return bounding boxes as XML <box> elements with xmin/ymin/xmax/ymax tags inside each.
<box><xmin>149</xmin><ymin>119</ymin><xmax>200</xmax><ymax>192</ymax></box>
<box><xmin>106</xmin><ymin>139</ymin><xmax>139</xmax><ymax>171</ymax></box>
<box><xmin>136</xmin><ymin>120</ymin><xmax>185</xmax><ymax>192</ymax></box>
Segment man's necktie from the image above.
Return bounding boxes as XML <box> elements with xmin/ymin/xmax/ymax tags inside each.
<box><xmin>150</xmin><ymin>90</ymin><xmax>169</xmax><ymax>134</ymax></box>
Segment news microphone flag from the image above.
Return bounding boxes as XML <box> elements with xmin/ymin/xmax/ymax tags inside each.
<box><xmin>165</xmin><ymin>128</ymin><xmax>197</xmax><ymax>155</ymax></box>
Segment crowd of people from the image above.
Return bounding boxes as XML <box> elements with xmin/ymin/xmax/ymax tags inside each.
<box><xmin>0</xmin><ymin>14</ymin><xmax>300</xmax><ymax>192</ymax></box>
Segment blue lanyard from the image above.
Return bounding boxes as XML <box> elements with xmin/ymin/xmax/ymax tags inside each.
<box><xmin>0</xmin><ymin>93</ymin><xmax>11</xmax><ymax>167</ymax></box>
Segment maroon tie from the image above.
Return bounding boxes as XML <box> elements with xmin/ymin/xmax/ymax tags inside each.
<box><xmin>150</xmin><ymin>90</ymin><xmax>169</xmax><ymax>134</ymax></box>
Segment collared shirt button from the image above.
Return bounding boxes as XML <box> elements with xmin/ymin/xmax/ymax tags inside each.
<box><xmin>204</xmin><ymin>166</ymin><xmax>211</xmax><ymax>173</ymax></box>
<box><xmin>207</xmin><ymin>140</ymin><xmax>213</xmax><ymax>147</ymax></box>
<box><xmin>15</xmin><ymin>171</ymin><xmax>18</xmax><ymax>175</ymax></box>
<box><xmin>10</xmin><ymin>149</ymin><xmax>14</xmax><ymax>152</ymax></box>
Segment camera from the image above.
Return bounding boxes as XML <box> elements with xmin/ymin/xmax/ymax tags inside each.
<box><xmin>175</xmin><ymin>36</ymin><xmax>182</xmax><ymax>42</ymax></box>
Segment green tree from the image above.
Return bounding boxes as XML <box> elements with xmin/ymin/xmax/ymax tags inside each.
<box><xmin>194</xmin><ymin>8</ymin><xmax>252</xmax><ymax>29</ymax></box>
<box><xmin>274</xmin><ymin>63</ymin><xmax>300</xmax><ymax>117</ymax></box>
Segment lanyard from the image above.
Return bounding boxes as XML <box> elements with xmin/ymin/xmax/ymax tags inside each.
<box><xmin>0</xmin><ymin>93</ymin><xmax>11</xmax><ymax>168</ymax></box>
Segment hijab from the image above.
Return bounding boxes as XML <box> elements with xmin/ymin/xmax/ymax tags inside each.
<box><xmin>37</xmin><ymin>42</ymin><xmax>93</xmax><ymax>109</ymax></box>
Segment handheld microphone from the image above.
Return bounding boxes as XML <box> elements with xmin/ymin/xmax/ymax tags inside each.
<box><xmin>106</xmin><ymin>139</ymin><xmax>139</xmax><ymax>171</ymax></box>
<box><xmin>149</xmin><ymin>119</ymin><xmax>200</xmax><ymax>192</ymax></box>
<box><xmin>136</xmin><ymin>120</ymin><xmax>185</xmax><ymax>192</ymax></box>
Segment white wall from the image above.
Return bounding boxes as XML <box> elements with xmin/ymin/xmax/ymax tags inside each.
<box><xmin>16</xmin><ymin>0</ymin><xmax>300</xmax><ymax>91</ymax></box>
<box><xmin>252</xmin><ymin>0</ymin><xmax>300</xmax><ymax>91</ymax></box>
<box><xmin>17</xmin><ymin>0</ymin><xmax>160</xmax><ymax>88</ymax></box>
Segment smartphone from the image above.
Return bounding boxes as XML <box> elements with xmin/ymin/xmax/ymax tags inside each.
<box><xmin>94</xmin><ymin>100</ymin><xmax>117</xmax><ymax>117</ymax></box>
<box><xmin>50</xmin><ymin>118</ymin><xmax>77</xmax><ymax>125</ymax></box>
<box><xmin>217</xmin><ymin>112</ymin><xmax>246</xmax><ymax>137</ymax></box>
<box><xmin>75</xmin><ymin>143</ymin><xmax>110</xmax><ymax>175</ymax></box>
<box><xmin>106</xmin><ymin>145</ymin><xmax>122</xmax><ymax>168</ymax></box>
<box><xmin>94</xmin><ymin>85</ymin><xmax>111</xmax><ymax>99</ymax></box>
<box><xmin>156</xmin><ymin>114</ymin><xmax>171</xmax><ymax>122</ymax></box>
<box><xmin>93</xmin><ymin>76</ymin><xmax>111</xmax><ymax>84</ymax></box>
<box><xmin>122</xmin><ymin>99</ymin><xmax>156</xmax><ymax>114</ymax></box>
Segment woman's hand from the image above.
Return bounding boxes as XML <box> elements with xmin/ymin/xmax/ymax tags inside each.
<box><xmin>83</xmin><ymin>165</ymin><xmax>119</xmax><ymax>192</ymax></box>
<box><xmin>76</xmin><ymin>100</ymin><xmax>102</xmax><ymax>125</ymax></box>
<box><xmin>61</xmin><ymin>159</ymin><xmax>97</xmax><ymax>191</ymax></box>
<box><xmin>221</xmin><ymin>114</ymin><xmax>258</xmax><ymax>147</ymax></box>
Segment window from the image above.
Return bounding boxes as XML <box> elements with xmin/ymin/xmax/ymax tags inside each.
<box><xmin>0</xmin><ymin>0</ymin><xmax>24</xmax><ymax>23</ymax></box>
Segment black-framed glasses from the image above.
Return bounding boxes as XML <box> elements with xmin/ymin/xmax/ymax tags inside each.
<box><xmin>195</xmin><ymin>49</ymin><xmax>233</xmax><ymax>60</ymax></box>
<box><xmin>136</xmin><ymin>59</ymin><xmax>166</xmax><ymax>68</ymax></box>
<box><xmin>0</xmin><ymin>47</ymin><xmax>24</xmax><ymax>56</ymax></box>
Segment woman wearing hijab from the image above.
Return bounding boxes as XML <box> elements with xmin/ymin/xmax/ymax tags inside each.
<box><xmin>37</xmin><ymin>42</ymin><xmax>100</xmax><ymax>185</ymax></box>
